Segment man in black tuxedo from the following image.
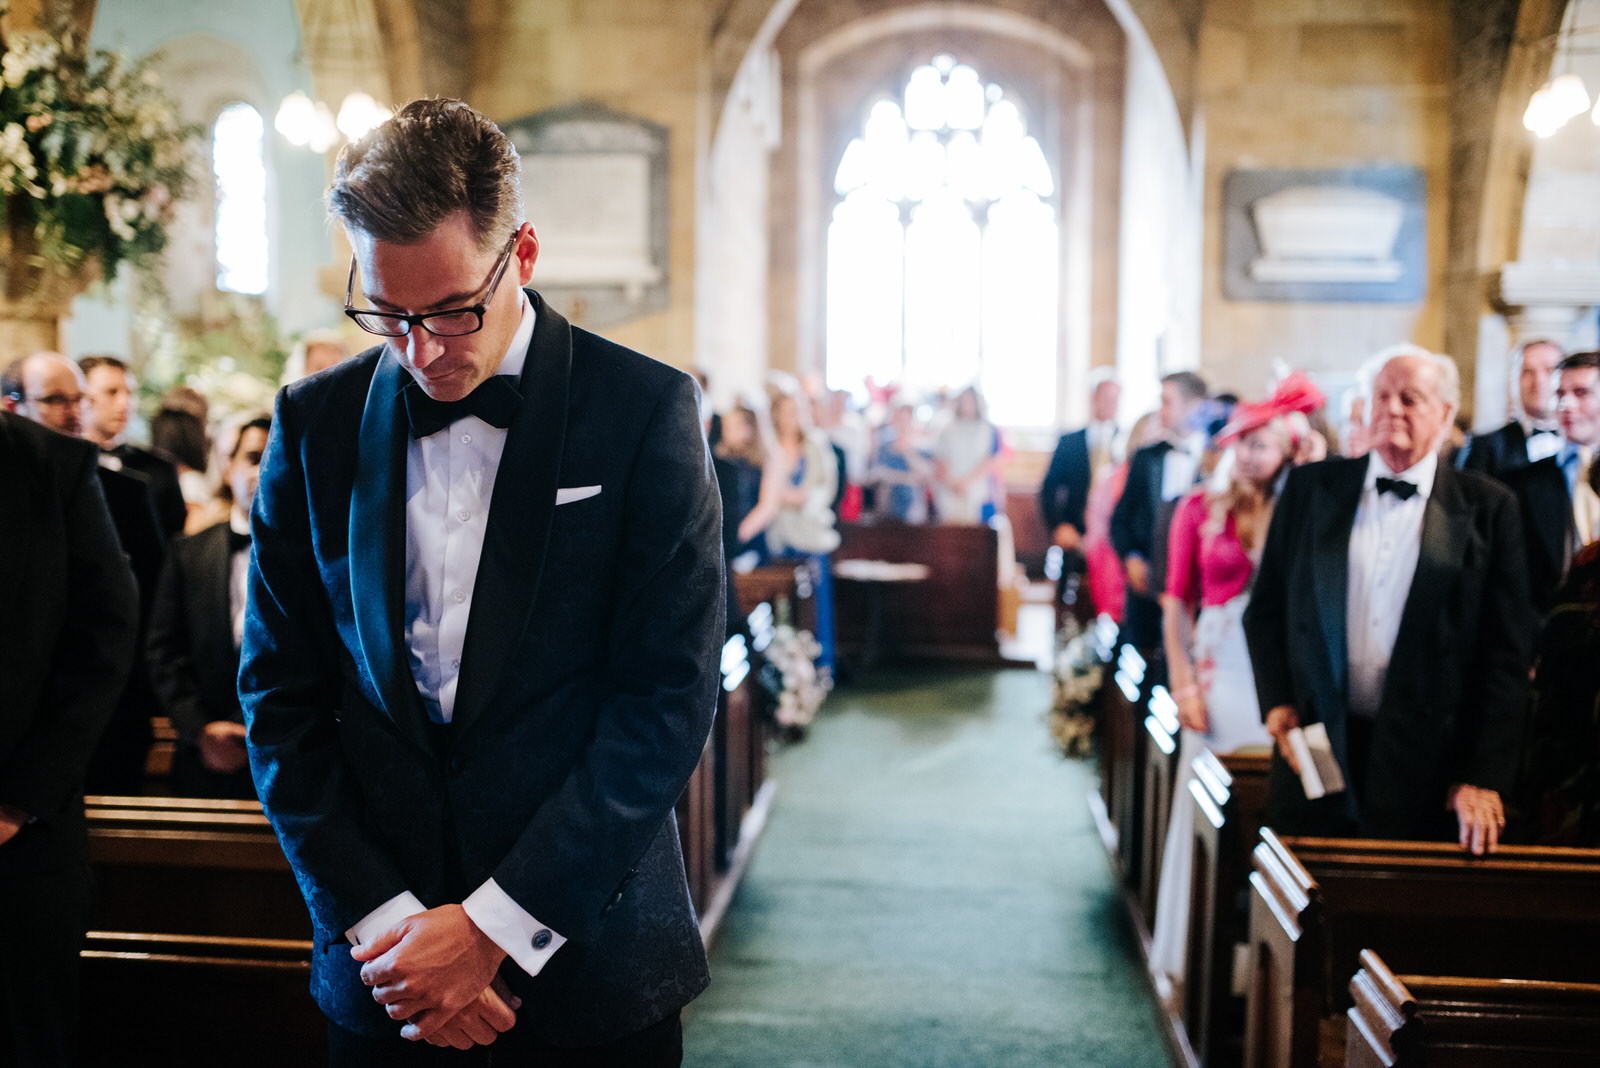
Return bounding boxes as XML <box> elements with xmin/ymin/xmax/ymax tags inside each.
<box><xmin>0</xmin><ymin>410</ymin><xmax>139</xmax><ymax>1065</ymax></box>
<box><xmin>1110</xmin><ymin>370</ymin><xmax>1208</xmax><ymax>652</ymax></box>
<box><xmin>1244</xmin><ymin>350</ymin><xmax>1534</xmax><ymax>854</ymax></box>
<box><xmin>148</xmin><ymin>416</ymin><xmax>271</xmax><ymax>800</ymax></box>
<box><xmin>239</xmin><ymin>99</ymin><xmax>723</xmax><ymax>1064</ymax></box>
<box><xmin>80</xmin><ymin>353</ymin><xmax>187</xmax><ymax>538</ymax></box>
<box><xmin>1458</xmin><ymin>337</ymin><xmax>1564</xmax><ymax>479</ymax></box>
<box><xmin>1040</xmin><ymin>371</ymin><xmax>1118</xmax><ymax>614</ymax></box>
<box><xmin>3</xmin><ymin>351</ymin><xmax>165</xmax><ymax>794</ymax></box>
<box><xmin>1503</xmin><ymin>351</ymin><xmax>1600</xmax><ymax>615</ymax></box>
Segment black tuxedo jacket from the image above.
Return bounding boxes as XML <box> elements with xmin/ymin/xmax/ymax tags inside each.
<box><xmin>239</xmin><ymin>292</ymin><xmax>724</xmax><ymax>1045</ymax></box>
<box><xmin>1503</xmin><ymin>457</ymin><xmax>1574</xmax><ymax>616</ymax></box>
<box><xmin>1039</xmin><ymin>427</ymin><xmax>1090</xmax><ymax>534</ymax></box>
<box><xmin>108</xmin><ymin>442</ymin><xmax>186</xmax><ymax>538</ymax></box>
<box><xmin>148</xmin><ymin>521</ymin><xmax>245</xmax><ymax>745</ymax></box>
<box><xmin>1109</xmin><ymin>440</ymin><xmax>1177</xmax><ymax>649</ymax></box>
<box><xmin>1243</xmin><ymin>457</ymin><xmax>1535</xmax><ymax>839</ymax></box>
<box><xmin>0</xmin><ymin>412</ymin><xmax>137</xmax><ymax>874</ymax></box>
<box><xmin>1458</xmin><ymin>420</ymin><xmax>1533</xmax><ymax>480</ymax></box>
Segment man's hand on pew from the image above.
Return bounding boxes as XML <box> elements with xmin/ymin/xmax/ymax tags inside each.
<box><xmin>0</xmin><ymin>803</ymin><xmax>26</xmax><ymax>848</ymax></box>
<box><xmin>1265</xmin><ymin>705</ymin><xmax>1300</xmax><ymax>773</ymax></box>
<box><xmin>1447</xmin><ymin>784</ymin><xmax>1505</xmax><ymax>856</ymax></box>
<box><xmin>422</xmin><ymin>976</ymin><xmax>521</xmax><ymax>1050</ymax></box>
<box><xmin>352</xmin><ymin>903</ymin><xmax>509</xmax><ymax>1041</ymax></box>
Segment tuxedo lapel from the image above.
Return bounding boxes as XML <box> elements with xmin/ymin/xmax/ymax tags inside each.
<box><xmin>1387</xmin><ymin>464</ymin><xmax>1466</xmax><ymax>684</ymax></box>
<box><xmin>450</xmin><ymin>292</ymin><xmax>574</xmax><ymax>737</ymax></box>
<box><xmin>1311</xmin><ymin>460</ymin><xmax>1365</xmax><ymax>702</ymax></box>
<box><xmin>349</xmin><ymin>353</ymin><xmax>434</xmax><ymax>755</ymax></box>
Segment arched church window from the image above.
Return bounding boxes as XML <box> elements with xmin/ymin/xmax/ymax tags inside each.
<box><xmin>827</xmin><ymin>55</ymin><xmax>1057</xmax><ymax>426</ymax></box>
<box><xmin>213</xmin><ymin>101</ymin><xmax>268</xmax><ymax>295</ymax></box>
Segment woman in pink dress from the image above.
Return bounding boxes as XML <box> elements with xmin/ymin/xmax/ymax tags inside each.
<box><xmin>1148</xmin><ymin>373</ymin><xmax>1323</xmax><ymax>985</ymax></box>
<box><xmin>1081</xmin><ymin>412</ymin><xmax>1162</xmax><ymax>622</ymax></box>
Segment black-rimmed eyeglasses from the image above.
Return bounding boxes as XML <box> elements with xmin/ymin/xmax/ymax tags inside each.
<box><xmin>344</xmin><ymin>231</ymin><xmax>520</xmax><ymax>338</ymax></box>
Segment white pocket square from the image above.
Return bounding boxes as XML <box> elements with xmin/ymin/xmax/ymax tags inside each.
<box><xmin>555</xmin><ymin>485</ymin><xmax>602</xmax><ymax>505</ymax></box>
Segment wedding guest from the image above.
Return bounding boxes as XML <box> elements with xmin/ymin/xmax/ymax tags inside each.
<box><xmin>870</xmin><ymin>402</ymin><xmax>931</xmax><ymax>523</ymax></box>
<box><xmin>1110</xmin><ymin>371</ymin><xmax>1209</xmax><ymax>656</ymax></box>
<box><xmin>1244</xmin><ymin>349</ymin><xmax>1534</xmax><ymax>853</ymax></box>
<box><xmin>147</xmin><ymin>416</ymin><xmax>271</xmax><ymax>800</ymax></box>
<box><xmin>0</xmin><ymin>409</ymin><xmax>138</xmax><ymax>1067</ymax></box>
<box><xmin>714</xmin><ymin>403</ymin><xmax>768</xmax><ymax>564</ymax></box>
<box><xmin>1148</xmin><ymin>374</ymin><xmax>1322</xmax><ymax>984</ymax></box>
<box><xmin>149</xmin><ymin>405</ymin><xmax>213</xmax><ymax>533</ymax></box>
<box><xmin>739</xmin><ymin>387</ymin><xmax>841</xmax><ymax>669</ymax></box>
<box><xmin>1459</xmin><ymin>337</ymin><xmax>1565</xmax><ymax>479</ymax></box>
<box><xmin>1515</xmin><ymin>538</ymin><xmax>1600</xmax><ymax>846</ymax></box>
<box><xmin>932</xmin><ymin>385</ymin><xmax>1001</xmax><ymax>524</ymax></box>
<box><xmin>280</xmin><ymin>329</ymin><xmax>353</xmax><ymax>385</ymax></box>
<box><xmin>79</xmin><ymin>354</ymin><xmax>185</xmax><ymax>538</ymax></box>
<box><xmin>1081</xmin><ymin>412</ymin><xmax>1161</xmax><ymax>625</ymax></box>
<box><xmin>1040</xmin><ymin>371</ymin><xmax>1119</xmax><ymax>614</ymax></box>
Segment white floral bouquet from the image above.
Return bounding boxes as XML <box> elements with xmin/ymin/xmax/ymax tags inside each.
<box><xmin>1049</xmin><ymin>623</ymin><xmax>1103</xmax><ymax>758</ymax></box>
<box><xmin>0</xmin><ymin>7</ymin><xmax>196</xmax><ymax>281</ymax></box>
<box><xmin>762</xmin><ymin>624</ymin><xmax>832</xmax><ymax>729</ymax></box>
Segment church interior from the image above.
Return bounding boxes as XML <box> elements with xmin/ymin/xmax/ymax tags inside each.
<box><xmin>5</xmin><ymin>0</ymin><xmax>1600</xmax><ymax>1065</ymax></box>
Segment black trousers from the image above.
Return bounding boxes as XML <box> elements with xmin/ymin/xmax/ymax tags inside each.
<box><xmin>0</xmin><ymin>864</ymin><xmax>90</xmax><ymax>1067</ymax></box>
<box><xmin>328</xmin><ymin>1011</ymin><xmax>682</xmax><ymax>1068</ymax></box>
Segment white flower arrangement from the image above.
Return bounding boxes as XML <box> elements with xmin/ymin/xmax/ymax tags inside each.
<box><xmin>1048</xmin><ymin>624</ymin><xmax>1103</xmax><ymax>759</ymax></box>
<box><xmin>764</xmin><ymin>624</ymin><xmax>833</xmax><ymax>729</ymax></box>
<box><xmin>0</xmin><ymin>7</ymin><xmax>196</xmax><ymax>281</ymax></box>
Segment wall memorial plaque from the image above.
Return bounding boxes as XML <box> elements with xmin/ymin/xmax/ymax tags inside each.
<box><xmin>1223</xmin><ymin>166</ymin><xmax>1426</xmax><ymax>303</ymax></box>
<box><xmin>502</xmin><ymin>102</ymin><xmax>669</xmax><ymax>328</ymax></box>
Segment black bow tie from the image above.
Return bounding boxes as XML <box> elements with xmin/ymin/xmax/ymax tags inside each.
<box><xmin>403</xmin><ymin>376</ymin><xmax>521</xmax><ymax>439</ymax></box>
<box><xmin>227</xmin><ymin>528</ymin><xmax>251</xmax><ymax>553</ymax></box>
<box><xmin>1375</xmin><ymin>476</ymin><xmax>1418</xmax><ymax>500</ymax></box>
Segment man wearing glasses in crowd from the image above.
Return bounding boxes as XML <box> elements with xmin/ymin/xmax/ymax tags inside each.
<box><xmin>239</xmin><ymin>98</ymin><xmax>722</xmax><ymax>1065</ymax></box>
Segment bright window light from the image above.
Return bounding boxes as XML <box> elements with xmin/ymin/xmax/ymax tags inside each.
<box><xmin>214</xmin><ymin>102</ymin><xmax>268</xmax><ymax>295</ymax></box>
<box><xmin>826</xmin><ymin>59</ymin><xmax>1059</xmax><ymax>425</ymax></box>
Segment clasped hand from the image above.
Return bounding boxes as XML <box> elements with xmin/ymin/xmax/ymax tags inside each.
<box><xmin>351</xmin><ymin>904</ymin><xmax>519</xmax><ymax>1047</ymax></box>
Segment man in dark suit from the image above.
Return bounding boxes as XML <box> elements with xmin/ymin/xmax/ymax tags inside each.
<box><xmin>4</xmin><ymin>351</ymin><xmax>165</xmax><ymax>794</ymax></box>
<box><xmin>1244</xmin><ymin>350</ymin><xmax>1534</xmax><ymax>854</ymax></box>
<box><xmin>148</xmin><ymin>416</ymin><xmax>271</xmax><ymax>800</ymax></box>
<box><xmin>1110</xmin><ymin>370</ymin><xmax>1208</xmax><ymax>652</ymax></box>
<box><xmin>1503</xmin><ymin>350</ymin><xmax>1600</xmax><ymax>616</ymax></box>
<box><xmin>239</xmin><ymin>99</ymin><xmax>723</xmax><ymax>1064</ymax></box>
<box><xmin>0</xmin><ymin>410</ymin><xmax>139</xmax><ymax>1065</ymax></box>
<box><xmin>1040</xmin><ymin>371</ymin><xmax>1118</xmax><ymax>615</ymax></box>
<box><xmin>1458</xmin><ymin>337</ymin><xmax>1564</xmax><ymax>479</ymax></box>
<box><xmin>80</xmin><ymin>353</ymin><xmax>187</xmax><ymax>539</ymax></box>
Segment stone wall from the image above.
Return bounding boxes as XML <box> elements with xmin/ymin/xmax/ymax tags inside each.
<box><xmin>1193</xmin><ymin>0</ymin><xmax>1454</xmax><ymax>401</ymax></box>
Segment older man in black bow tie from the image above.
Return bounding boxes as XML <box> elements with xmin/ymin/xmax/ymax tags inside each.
<box><xmin>239</xmin><ymin>98</ymin><xmax>723</xmax><ymax>1064</ymax></box>
<box><xmin>1243</xmin><ymin>348</ymin><xmax>1536</xmax><ymax>854</ymax></box>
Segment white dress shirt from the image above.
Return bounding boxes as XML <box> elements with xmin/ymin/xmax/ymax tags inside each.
<box><xmin>345</xmin><ymin>292</ymin><xmax>568</xmax><ymax>979</ymax></box>
<box><xmin>1159</xmin><ymin>429</ymin><xmax>1207</xmax><ymax>501</ymax></box>
<box><xmin>1346</xmin><ymin>451</ymin><xmax>1437</xmax><ymax>719</ymax></box>
<box><xmin>229</xmin><ymin>509</ymin><xmax>251</xmax><ymax>651</ymax></box>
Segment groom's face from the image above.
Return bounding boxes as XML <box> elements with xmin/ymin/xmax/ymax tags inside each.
<box><xmin>351</xmin><ymin>211</ymin><xmax>536</xmax><ymax>402</ymax></box>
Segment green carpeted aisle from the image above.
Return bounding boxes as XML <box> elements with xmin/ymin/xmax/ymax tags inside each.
<box><xmin>682</xmin><ymin>666</ymin><xmax>1171</xmax><ymax>1067</ymax></box>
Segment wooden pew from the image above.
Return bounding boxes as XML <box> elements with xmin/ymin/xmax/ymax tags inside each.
<box><xmin>1245</xmin><ymin>831</ymin><xmax>1600</xmax><ymax>1068</ymax></box>
<box><xmin>1346</xmin><ymin>949</ymin><xmax>1600</xmax><ymax>1067</ymax></box>
<box><xmin>1140</xmin><ymin>685</ymin><xmax>1182</xmax><ymax>922</ymax></box>
<box><xmin>833</xmin><ymin>519</ymin><xmax>1002</xmax><ymax>663</ymax></box>
<box><xmin>82</xmin><ymin>795</ymin><xmax>322</xmax><ymax>1062</ymax></box>
<box><xmin>1097</xmin><ymin>644</ymin><xmax>1149</xmax><ymax>897</ymax></box>
<box><xmin>1178</xmin><ymin>748</ymin><xmax>1273</xmax><ymax>1068</ymax></box>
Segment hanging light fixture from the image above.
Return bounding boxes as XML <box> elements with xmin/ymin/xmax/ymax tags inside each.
<box><xmin>1525</xmin><ymin>1</ymin><xmax>1600</xmax><ymax>137</ymax></box>
<box><xmin>274</xmin><ymin>0</ymin><xmax>392</xmax><ymax>152</ymax></box>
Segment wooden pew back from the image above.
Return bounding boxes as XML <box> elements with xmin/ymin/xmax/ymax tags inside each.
<box><xmin>1246</xmin><ymin>831</ymin><xmax>1600</xmax><ymax>1068</ymax></box>
<box><xmin>1347</xmin><ymin>949</ymin><xmax>1600</xmax><ymax>1068</ymax></box>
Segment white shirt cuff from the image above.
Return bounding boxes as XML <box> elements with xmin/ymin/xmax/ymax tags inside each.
<box><xmin>344</xmin><ymin>890</ymin><xmax>427</xmax><ymax>947</ymax></box>
<box><xmin>462</xmin><ymin>877</ymin><xmax>566</xmax><ymax>978</ymax></box>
